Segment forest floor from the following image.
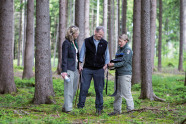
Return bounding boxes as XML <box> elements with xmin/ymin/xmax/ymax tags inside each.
<box><xmin>0</xmin><ymin>67</ymin><xmax>186</xmax><ymax>124</ymax></box>
<box><xmin>14</xmin><ymin>68</ymin><xmax>116</xmax><ymax>81</ymax></box>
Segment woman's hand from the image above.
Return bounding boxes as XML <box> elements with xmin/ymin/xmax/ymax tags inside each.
<box><xmin>61</xmin><ymin>72</ymin><xmax>68</xmax><ymax>79</ymax></box>
<box><xmin>108</xmin><ymin>63</ymin><xmax>114</xmax><ymax>67</ymax></box>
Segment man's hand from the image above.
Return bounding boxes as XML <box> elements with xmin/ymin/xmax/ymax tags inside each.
<box><xmin>79</xmin><ymin>62</ymin><xmax>83</xmax><ymax>73</ymax></box>
<box><xmin>103</xmin><ymin>64</ymin><xmax>107</xmax><ymax>70</ymax></box>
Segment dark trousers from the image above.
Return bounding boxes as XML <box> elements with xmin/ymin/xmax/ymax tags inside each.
<box><xmin>77</xmin><ymin>68</ymin><xmax>105</xmax><ymax>110</ymax></box>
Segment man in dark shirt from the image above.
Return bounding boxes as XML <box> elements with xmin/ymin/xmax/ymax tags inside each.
<box><xmin>77</xmin><ymin>26</ymin><xmax>110</xmax><ymax>115</ymax></box>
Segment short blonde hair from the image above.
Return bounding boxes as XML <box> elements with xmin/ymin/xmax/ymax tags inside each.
<box><xmin>65</xmin><ymin>26</ymin><xmax>79</xmax><ymax>41</ymax></box>
<box><xmin>119</xmin><ymin>34</ymin><xmax>129</xmax><ymax>42</ymax></box>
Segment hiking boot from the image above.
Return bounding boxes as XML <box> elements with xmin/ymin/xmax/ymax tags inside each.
<box><xmin>62</xmin><ymin>108</ymin><xmax>71</xmax><ymax>113</ymax></box>
<box><xmin>62</xmin><ymin>108</ymin><xmax>65</xmax><ymax>112</ymax></box>
<box><xmin>108</xmin><ymin>111</ymin><xmax>120</xmax><ymax>116</ymax></box>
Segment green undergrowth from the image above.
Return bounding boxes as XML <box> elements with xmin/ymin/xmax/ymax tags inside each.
<box><xmin>0</xmin><ymin>70</ymin><xmax>185</xmax><ymax>124</ymax></box>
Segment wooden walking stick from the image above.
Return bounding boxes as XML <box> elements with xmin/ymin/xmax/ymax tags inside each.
<box><xmin>74</xmin><ymin>73</ymin><xmax>81</xmax><ymax>106</ymax></box>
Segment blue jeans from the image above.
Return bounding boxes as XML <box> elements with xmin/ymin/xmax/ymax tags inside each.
<box><xmin>77</xmin><ymin>68</ymin><xmax>105</xmax><ymax>110</ymax></box>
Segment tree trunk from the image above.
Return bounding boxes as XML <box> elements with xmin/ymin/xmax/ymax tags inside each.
<box><xmin>84</xmin><ymin>0</ymin><xmax>90</xmax><ymax>38</ymax></box>
<box><xmin>122</xmin><ymin>0</ymin><xmax>127</xmax><ymax>34</ymax></box>
<box><xmin>34</xmin><ymin>0</ymin><xmax>55</xmax><ymax>104</ymax></box>
<box><xmin>57</xmin><ymin>0</ymin><xmax>67</xmax><ymax>74</ymax></box>
<box><xmin>112</xmin><ymin>0</ymin><xmax>116</xmax><ymax>56</ymax></box>
<box><xmin>179</xmin><ymin>0</ymin><xmax>184</xmax><ymax>71</ymax></box>
<box><xmin>115</xmin><ymin>0</ymin><xmax>119</xmax><ymax>53</ymax></box>
<box><xmin>75</xmin><ymin>0</ymin><xmax>85</xmax><ymax>50</ymax></box>
<box><xmin>22</xmin><ymin>0</ymin><xmax>34</xmax><ymax>79</ymax></box>
<box><xmin>96</xmin><ymin>0</ymin><xmax>100</xmax><ymax>27</ymax></box>
<box><xmin>12</xmin><ymin>3</ymin><xmax>15</xmax><ymax>59</ymax></box>
<box><xmin>184</xmin><ymin>71</ymin><xmax>186</xmax><ymax>86</ymax></box>
<box><xmin>158</xmin><ymin>0</ymin><xmax>162</xmax><ymax>72</ymax></box>
<box><xmin>18</xmin><ymin>0</ymin><xmax>23</xmax><ymax>66</ymax></box>
<box><xmin>65</xmin><ymin>0</ymin><xmax>68</xmax><ymax>29</ymax></box>
<box><xmin>0</xmin><ymin>0</ymin><xmax>17</xmax><ymax>94</ymax></box>
<box><xmin>108</xmin><ymin>0</ymin><xmax>114</xmax><ymax>60</ymax></box>
<box><xmin>140</xmin><ymin>0</ymin><xmax>154</xmax><ymax>100</ymax></box>
<box><xmin>140</xmin><ymin>0</ymin><xmax>165</xmax><ymax>102</ymax></box>
<box><xmin>183</xmin><ymin>0</ymin><xmax>186</xmax><ymax>51</ymax></box>
<box><xmin>91</xmin><ymin>8</ymin><xmax>95</xmax><ymax>36</ymax></box>
<box><xmin>22</xmin><ymin>0</ymin><xmax>27</xmax><ymax>67</ymax></box>
<box><xmin>32</xmin><ymin>17</ymin><xmax>35</xmax><ymax>67</ymax></box>
<box><xmin>73</xmin><ymin>0</ymin><xmax>75</xmax><ymax>25</ymax></box>
<box><xmin>132</xmin><ymin>0</ymin><xmax>141</xmax><ymax>85</ymax></box>
<box><xmin>53</xmin><ymin>23</ymin><xmax>59</xmax><ymax>67</ymax></box>
<box><xmin>118</xmin><ymin>0</ymin><xmax>120</xmax><ymax>35</ymax></box>
<box><xmin>103</xmin><ymin>0</ymin><xmax>108</xmax><ymax>40</ymax></box>
<box><xmin>150</xmin><ymin>0</ymin><xmax>157</xmax><ymax>72</ymax></box>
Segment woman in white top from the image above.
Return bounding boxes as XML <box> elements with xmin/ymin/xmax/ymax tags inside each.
<box><xmin>61</xmin><ymin>26</ymin><xmax>79</xmax><ymax>112</ymax></box>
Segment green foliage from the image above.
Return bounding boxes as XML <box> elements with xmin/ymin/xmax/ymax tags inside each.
<box><xmin>53</xmin><ymin>78</ymin><xmax>64</xmax><ymax>96</ymax></box>
<box><xmin>154</xmin><ymin>56</ymin><xmax>186</xmax><ymax>71</ymax></box>
<box><xmin>14</xmin><ymin>66</ymin><xmax>24</xmax><ymax>71</ymax></box>
<box><xmin>155</xmin><ymin>0</ymin><xmax>183</xmax><ymax>61</ymax></box>
<box><xmin>15</xmin><ymin>77</ymin><xmax>35</xmax><ymax>88</ymax></box>
<box><xmin>0</xmin><ymin>71</ymin><xmax>185</xmax><ymax>123</ymax></box>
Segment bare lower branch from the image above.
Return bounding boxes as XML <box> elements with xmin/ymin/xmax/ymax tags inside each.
<box><xmin>121</xmin><ymin>107</ymin><xmax>175</xmax><ymax>114</ymax></box>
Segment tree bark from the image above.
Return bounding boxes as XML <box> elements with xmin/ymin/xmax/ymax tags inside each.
<box><xmin>12</xmin><ymin>2</ymin><xmax>15</xmax><ymax>59</ymax></box>
<box><xmin>150</xmin><ymin>0</ymin><xmax>156</xmax><ymax>72</ymax></box>
<box><xmin>140</xmin><ymin>0</ymin><xmax>165</xmax><ymax>102</ymax></box>
<box><xmin>53</xmin><ymin>23</ymin><xmax>59</xmax><ymax>67</ymax></box>
<box><xmin>112</xmin><ymin>0</ymin><xmax>116</xmax><ymax>56</ymax></box>
<box><xmin>57</xmin><ymin>0</ymin><xmax>67</xmax><ymax>74</ymax></box>
<box><xmin>184</xmin><ymin>71</ymin><xmax>186</xmax><ymax>86</ymax></box>
<box><xmin>73</xmin><ymin>0</ymin><xmax>75</xmax><ymax>25</ymax></box>
<box><xmin>132</xmin><ymin>0</ymin><xmax>141</xmax><ymax>85</ymax></box>
<box><xmin>118</xmin><ymin>0</ymin><xmax>120</xmax><ymax>35</ymax></box>
<box><xmin>91</xmin><ymin>8</ymin><xmax>95</xmax><ymax>36</ymax></box>
<box><xmin>103</xmin><ymin>0</ymin><xmax>108</xmax><ymax>40</ymax></box>
<box><xmin>84</xmin><ymin>0</ymin><xmax>90</xmax><ymax>38</ymax></box>
<box><xmin>34</xmin><ymin>0</ymin><xmax>55</xmax><ymax>104</ymax></box>
<box><xmin>17</xmin><ymin>0</ymin><xmax>23</xmax><ymax>66</ymax></box>
<box><xmin>22</xmin><ymin>0</ymin><xmax>27</xmax><ymax>67</ymax></box>
<box><xmin>122</xmin><ymin>0</ymin><xmax>127</xmax><ymax>34</ymax></box>
<box><xmin>179</xmin><ymin>0</ymin><xmax>184</xmax><ymax>71</ymax></box>
<box><xmin>65</xmin><ymin>0</ymin><xmax>68</xmax><ymax>29</ymax></box>
<box><xmin>115</xmin><ymin>0</ymin><xmax>119</xmax><ymax>53</ymax></box>
<box><xmin>158</xmin><ymin>0</ymin><xmax>162</xmax><ymax>72</ymax></box>
<box><xmin>0</xmin><ymin>0</ymin><xmax>17</xmax><ymax>94</ymax></box>
<box><xmin>75</xmin><ymin>0</ymin><xmax>85</xmax><ymax>50</ymax></box>
<box><xmin>96</xmin><ymin>0</ymin><xmax>100</xmax><ymax>27</ymax></box>
<box><xmin>108</xmin><ymin>0</ymin><xmax>114</xmax><ymax>60</ymax></box>
<box><xmin>140</xmin><ymin>0</ymin><xmax>154</xmax><ymax>100</ymax></box>
<box><xmin>183</xmin><ymin>0</ymin><xmax>186</xmax><ymax>51</ymax></box>
<box><xmin>22</xmin><ymin>0</ymin><xmax>34</xmax><ymax>79</ymax></box>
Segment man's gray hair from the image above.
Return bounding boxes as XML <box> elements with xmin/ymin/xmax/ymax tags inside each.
<box><xmin>95</xmin><ymin>26</ymin><xmax>104</xmax><ymax>33</ymax></box>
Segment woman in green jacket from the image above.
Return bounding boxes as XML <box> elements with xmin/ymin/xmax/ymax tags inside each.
<box><xmin>108</xmin><ymin>34</ymin><xmax>134</xmax><ymax>115</ymax></box>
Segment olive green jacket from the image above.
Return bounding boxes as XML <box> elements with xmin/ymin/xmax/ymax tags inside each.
<box><xmin>114</xmin><ymin>43</ymin><xmax>133</xmax><ymax>76</ymax></box>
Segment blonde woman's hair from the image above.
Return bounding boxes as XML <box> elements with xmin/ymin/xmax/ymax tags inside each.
<box><xmin>65</xmin><ymin>26</ymin><xmax>79</xmax><ymax>41</ymax></box>
<box><xmin>119</xmin><ymin>34</ymin><xmax>129</xmax><ymax>42</ymax></box>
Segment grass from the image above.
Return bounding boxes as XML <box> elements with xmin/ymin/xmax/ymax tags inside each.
<box><xmin>0</xmin><ymin>66</ymin><xmax>185</xmax><ymax>124</ymax></box>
